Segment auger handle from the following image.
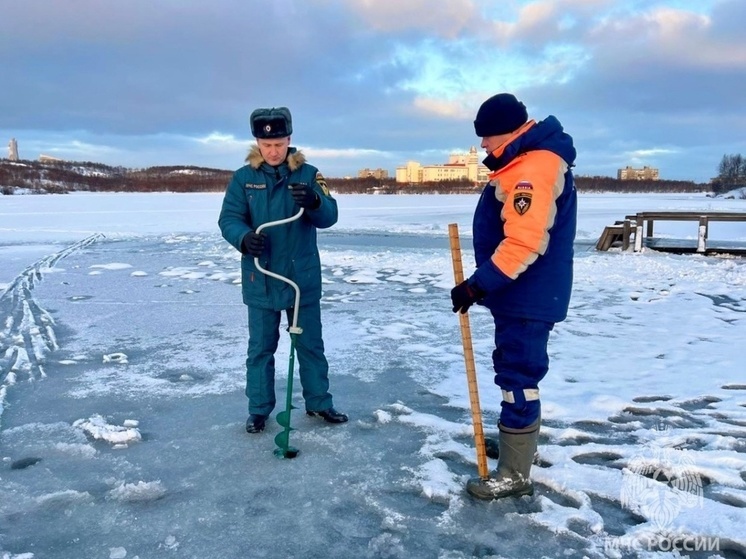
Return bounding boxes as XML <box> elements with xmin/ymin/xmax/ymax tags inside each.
<box><xmin>254</xmin><ymin>207</ymin><xmax>305</xmax><ymax>333</ymax></box>
<box><xmin>448</xmin><ymin>223</ymin><xmax>489</xmax><ymax>480</ymax></box>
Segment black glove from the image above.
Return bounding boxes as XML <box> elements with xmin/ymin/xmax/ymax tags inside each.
<box><xmin>451</xmin><ymin>280</ymin><xmax>483</xmax><ymax>314</ymax></box>
<box><xmin>242</xmin><ymin>232</ymin><xmax>266</xmax><ymax>257</ymax></box>
<box><xmin>290</xmin><ymin>183</ymin><xmax>320</xmax><ymax>209</ymax></box>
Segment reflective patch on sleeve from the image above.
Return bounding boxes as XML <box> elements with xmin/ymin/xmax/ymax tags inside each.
<box><xmin>315</xmin><ymin>172</ymin><xmax>330</xmax><ymax>196</ymax></box>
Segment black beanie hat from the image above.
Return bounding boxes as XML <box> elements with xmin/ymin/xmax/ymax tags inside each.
<box><xmin>473</xmin><ymin>93</ymin><xmax>528</xmax><ymax>137</ymax></box>
<box><xmin>250</xmin><ymin>107</ymin><xmax>293</xmax><ymax>139</ymax></box>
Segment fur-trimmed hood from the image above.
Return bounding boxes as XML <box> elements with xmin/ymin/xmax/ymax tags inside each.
<box><xmin>246</xmin><ymin>145</ymin><xmax>306</xmax><ymax>171</ymax></box>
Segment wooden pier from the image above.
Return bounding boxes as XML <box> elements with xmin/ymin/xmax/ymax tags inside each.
<box><xmin>596</xmin><ymin>211</ymin><xmax>746</xmax><ymax>255</ymax></box>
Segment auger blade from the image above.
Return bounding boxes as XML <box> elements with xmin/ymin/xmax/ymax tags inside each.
<box><xmin>276</xmin><ymin>410</ymin><xmax>292</xmax><ymax>427</ymax></box>
<box><xmin>274</xmin><ymin>430</ymin><xmax>294</xmax><ymax>449</ymax></box>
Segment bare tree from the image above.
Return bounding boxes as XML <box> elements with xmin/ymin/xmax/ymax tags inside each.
<box><xmin>713</xmin><ymin>154</ymin><xmax>746</xmax><ymax>194</ymax></box>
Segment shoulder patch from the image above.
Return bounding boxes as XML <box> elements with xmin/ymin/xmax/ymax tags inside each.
<box><xmin>515</xmin><ymin>180</ymin><xmax>533</xmax><ymax>190</ymax></box>
<box><xmin>315</xmin><ymin>172</ymin><xmax>330</xmax><ymax>196</ymax></box>
<box><xmin>513</xmin><ymin>191</ymin><xmax>532</xmax><ymax>215</ymax></box>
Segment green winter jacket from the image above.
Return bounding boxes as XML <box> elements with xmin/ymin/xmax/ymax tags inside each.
<box><xmin>218</xmin><ymin>146</ymin><xmax>338</xmax><ymax>311</ymax></box>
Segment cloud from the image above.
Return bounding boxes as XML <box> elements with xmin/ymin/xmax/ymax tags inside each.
<box><xmin>297</xmin><ymin>146</ymin><xmax>391</xmax><ymax>159</ymax></box>
<box><xmin>626</xmin><ymin>148</ymin><xmax>679</xmax><ymax>158</ymax></box>
<box><xmin>341</xmin><ymin>0</ymin><xmax>481</xmax><ymax>38</ymax></box>
<box><xmin>42</xmin><ymin>139</ymin><xmax>122</xmax><ymax>161</ymax></box>
<box><xmin>586</xmin><ymin>5</ymin><xmax>746</xmax><ymax>70</ymax></box>
<box><xmin>1</xmin><ymin>0</ymin><xmax>745</xmax><ymax>182</ymax></box>
<box><xmin>196</xmin><ymin>133</ymin><xmax>240</xmax><ymax>146</ymax></box>
<box><xmin>412</xmin><ymin>97</ymin><xmax>472</xmax><ymax>120</ymax></box>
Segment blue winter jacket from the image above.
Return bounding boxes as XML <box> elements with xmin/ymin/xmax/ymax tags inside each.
<box><xmin>218</xmin><ymin>146</ymin><xmax>338</xmax><ymax>311</ymax></box>
<box><xmin>470</xmin><ymin>116</ymin><xmax>577</xmax><ymax>323</ymax></box>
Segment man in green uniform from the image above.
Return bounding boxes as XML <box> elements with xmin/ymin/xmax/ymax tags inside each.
<box><xmin>219</xmin><ymin>107</ymin><xmax>347</xmax><ymax>433</ymax></box>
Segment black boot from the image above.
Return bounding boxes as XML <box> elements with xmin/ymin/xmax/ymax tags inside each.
<box><xmin>306</xmin><ymin>407</ymin><xmax>349</xmax><ymax>423</ymax></box>
<box><xmin>245</xmin><ymin>414</ymin><xmax>267</xmax><ymax>433</ymax></box>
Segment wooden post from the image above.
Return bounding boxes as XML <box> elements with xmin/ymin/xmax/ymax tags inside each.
<box><xmin>623</xmin><ymin>219</ymin><xmax>631</xmax><ymax>251</ymax></box>
<box><xmin>634</xmin><ymin>214</ymin><xmax>644</xmax><ymax>252</ymax></box>
<box><xmin>448</xmin><ymin>223</ymin><xmax>489</xmax><ymax>480</ymax></box>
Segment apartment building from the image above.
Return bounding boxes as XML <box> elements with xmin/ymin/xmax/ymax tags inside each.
<box><xmin>618</xmin><ymin>166</ymin><xmax>660</xmax><ymax>180</ymax></box>
<box><xmin>357</xmin><ymin>168</ymin><xmax>389</xmax><ymax>180</ymax></box>
<box><xmin>395</xmin><ymin>147</ymin><xmax>489</xmax><ymax>184</ymax></box>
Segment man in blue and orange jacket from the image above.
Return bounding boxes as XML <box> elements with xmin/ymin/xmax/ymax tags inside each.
<box><xmin>450</xmin><ymin>93</ymin><xmax>577</xmax><ymax>500</ymax></box>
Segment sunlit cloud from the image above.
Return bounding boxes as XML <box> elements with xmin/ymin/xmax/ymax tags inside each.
<box><xmin>620</xmin><ymin>147</ymin><xmax>680</xmax><ymax>169</ymax></box>
<box><xmin>589</xmin><ymin>6</ymin><xmax>746</xmax><ymax>67</ymax></box>
<box><xmin>343</xmin><ymin>0</ymin><xmax>479</xmax><ymax>38</ymax></box>
<box><xmin>196</xmin><ymin>132</ymin><xmax>240</xmax><ymax>145</ymax></box>
<box><xmin>411</xmin><ymin>97</ymin><xmax>471</xmax><ymax>120</ymax></box>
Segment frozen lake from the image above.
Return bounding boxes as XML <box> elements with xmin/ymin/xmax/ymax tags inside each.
<box><xmin>1</xmin><ymin>192</ymin><xmax>745</xmax><ymax>559</ymax></box>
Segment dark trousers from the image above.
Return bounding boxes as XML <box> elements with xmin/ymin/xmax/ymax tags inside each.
<box><xmin>491</xmin><ymin>314</ymin><xmax>554</xmax><ymax>429</ymax></box>
<box><xmin>246</xmin><ymin>301</ymin><xmax>333</xmax><ymax>416</ymax></box>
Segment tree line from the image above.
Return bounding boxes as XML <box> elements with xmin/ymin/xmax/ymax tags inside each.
<box><xmin>0</xmin><ymin>160</ymin><xmax>231</xmax><ymax>195</ymax></box>
<box><xmin>327</xmin><ymin>176</ymin><xmax>707</xmax><ymax>194</ymax></box>
<box><xmin>0</xmin><ymin>157</ymin><xmax>737</xmax><ymax>196</ymax></box>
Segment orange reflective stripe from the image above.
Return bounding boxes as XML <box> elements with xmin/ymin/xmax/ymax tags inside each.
<box><xmin>490</xmin><ymin>151</ymin><xmax>567</xmax><ymax>279</ymax></box>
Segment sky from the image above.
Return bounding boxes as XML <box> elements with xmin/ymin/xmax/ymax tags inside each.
<box><xmin>1</xmin><ymin>0</ymin><xmax>745</xmax><ymax>183</ymax></box>
<box><xmin>1</xmin><ymin>192</ymin><xmax>745</xmax><ymax>557</ymax></box>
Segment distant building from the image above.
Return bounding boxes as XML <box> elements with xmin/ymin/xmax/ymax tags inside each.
<box><xmin>8</xmin><ymin>138</ymin><xmax>19</xmax><ymax>161</ymax></box>
<box><xmin>395</xmin><ymin>147</ymin><xmax>489</xmax><ymax>184</ymax></box>
<box><xmin>618</xmin><ymin>166</ymin><xmax>659</xmax><ymax>180</ymax></box>
<box><xmin>358</xmin><ymin>168</ymin><xmax>389</xmax><ymax>180</ymax></box>
<box><xmin>39</xmin><ymin>154</ymin><xmax>63</xmax><ymax>163</ymax></box>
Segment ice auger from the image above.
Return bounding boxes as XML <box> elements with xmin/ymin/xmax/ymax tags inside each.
<box><xmin>253</xmin><ymin>207</ymin><xmax>305</xmax><ymax>459</ymax></box>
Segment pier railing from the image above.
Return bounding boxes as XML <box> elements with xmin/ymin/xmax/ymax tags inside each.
<box><xmin>596</xmin><ymin>211</ymin><xmax>746</xmax><ymax>254</ymax></box>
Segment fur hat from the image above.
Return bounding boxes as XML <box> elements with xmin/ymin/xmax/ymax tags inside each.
<box><xmin>250</xmin><ymin>107</ymin><xmax>293</xmax><ymax>139</ymax></box>
<box><xmin>473</xmin><ymin>93</ymin><xmax>528</xmax><ymax>137</ymax></box>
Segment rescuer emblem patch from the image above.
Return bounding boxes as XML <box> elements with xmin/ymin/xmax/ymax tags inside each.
<box><xmin>316</xmin><ymin>172</ymin><xmax>330</xmax><ymax>196</ymax></box>
<box><xmin>513</xmin><ymin>192</ymin><xmax>532</xmax><ymax>215</ymax></box>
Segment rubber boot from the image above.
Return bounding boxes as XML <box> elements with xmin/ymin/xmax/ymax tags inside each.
<box><xmin>466</xmin><ymin>420</ymin><xmax>539</xmax><ymax>500</ymax></box>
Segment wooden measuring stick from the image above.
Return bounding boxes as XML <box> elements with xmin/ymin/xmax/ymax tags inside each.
<box><xmin>448</xmin><ymin>223</ymin><xmax>489</xmax><ymax>480</ymax></box>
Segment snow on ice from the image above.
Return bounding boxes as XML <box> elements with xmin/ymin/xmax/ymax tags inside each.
<box><xmin>0</xmin><ymin>192</ymin><xmax>745</xmax><ymax>558</ymax></box>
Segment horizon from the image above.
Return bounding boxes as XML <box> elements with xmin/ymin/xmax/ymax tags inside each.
<box><xmin>0</xmin><ymin>155</ymin><xmax>718</xmax><ymax>185</ymax></box>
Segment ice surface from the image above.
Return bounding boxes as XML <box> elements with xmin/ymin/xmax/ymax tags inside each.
<box><xmin>0</xmin><ymin>192</ymin><xmax>745</xmax><ymax>558</ymax></box>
